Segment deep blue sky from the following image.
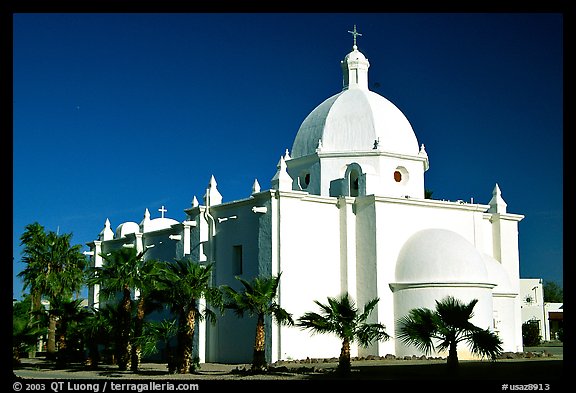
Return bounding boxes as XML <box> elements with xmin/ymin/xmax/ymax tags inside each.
<box><xmin>12</xmin><ymin>13</ymin><xmax>563</xmax><ymax>299</ymax></box>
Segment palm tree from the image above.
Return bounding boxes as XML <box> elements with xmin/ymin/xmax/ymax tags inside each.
<box><xmin>50</xmin><ymin>297</ymin><xmax>91</xmax><ymax>367</ymax></box>
<box><xmin>297</xmin><ymin>292</ymin><xmax>389</xmax><ymax>376</ymax></box>
<box><xmin>156</xmin><ymin>259</ymin><xmax>222</xmax><ymax>374</ymax></box>
<box><xmin>81</xmin><ymin>304</ymin><xmax>123</xmax><ymax>368</ymax></box>
<box><xmin>129</xmin><ymin>258</ymin><xmax>164</xmax><ymax>372</ymax></box>
<box><xmin>222</xmin><ymin>272</ymin><xmax>294</xmax><ymax>372</ymax></box>
<box><xmin>142</xmin><ymin>319</ymin><xmax>178</xmax><ymax>373</ymax></box>
<box><xmin>18</xmin><ymin>224</ymin><xmax>87</xmax><ymax>359</ymax></box>
<box><xmin>87</xmin><ymin>247</ymin><xmax>147</xmax><ymax>371</ymax></box>
<box><xmin>18</xmin><ymin>223</ymin><xmax>46</xmax><ymax>323</ymax></box>
<box><xmin>13</xmin><ymin>296</ymin><xmax>46</xmax><ymax>367</ymax></box>
<box><xmin>396</xmin><ymin>296</ymin><xmax>503</xmax><ymax>370</ymax></box>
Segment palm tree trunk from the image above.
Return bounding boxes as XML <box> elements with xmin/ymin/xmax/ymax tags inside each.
<box><xmin>447</xmin><ymin>340</ymin><xmax>459</xmax><ymax>370</ymax></box>
<box><xmin>117</xmin><ymin>286</ymin><xmax>132</xmax><ymax>371</ymax></box>
<box><xmin>130</xmin><ymin>296</ymin><xmax>146</xmax><ymax>372</ymax></box>
<box><xmin>86</xmin><ymin>340</ymin><xmax>100</xmax><ymax>369</ymax></box>
<box><xmin>166</xmin><ymin>339</ymin><xmax>176</xmax><ymax>374</ymax></box>
<box><xmin>252</xmin><ymin>314</ymin><xmax>267</xmax><ymax>372</ymax></box>
<box><xmin>30</xmin><ymin>290</ymin><xmax>41</xmax><ymax>323</ymax></box>
<box><xmin>46</xmin><ymin>314</ymin><xmax>57</xmax><ymax>359</ymax></box>
<box><xmin>338</xmin><ymin>338</ymin><xmax>351</xmax><ymax>375</ymax></box>
<box><xmin>177</xmin><ymin>307</ymin><xmax>196</xmax><ymax>374</ymax></box>
<box><xmin>13</xmin><ymin>345</ymin><xmax>22</xmax><ymax>367</ymax></box>
<box><xmin>56</xmin><ymin>318</ymin><xmax>68</xmax><ymax>367</ymax></box>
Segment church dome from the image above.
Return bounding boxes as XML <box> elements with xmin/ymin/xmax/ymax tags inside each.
<box><xmin>144</xmin><ymin>217</ymin><xmax>179</xmax><ymax>233</ymax></box>
<box><xmin>481</xmin><ymin>253</ymin><xmax>515</xmax><ymax>294</ymax></box>
<box><xmin>291</xmin><ymin>89</ymin><xmax>419</xmax><ymax>158</ymax></box>
<box><xmin>115</xmin><ymin>222</ymin><xmax>140</xmax><ymax>238</ymax></box>
<box><xmin>395</xmin><ymin>228</ymin><xmax>490</xmax><ymax>284</ymax></box>
<box><xmin>139</xmin><ymin>207</ymin><xmax>180</xmax><ymax>233</ymax></box>
<box><xmin>290</xmin><ymin>43</ymin><xmax>419</xmax><ymax>159</ymax></box>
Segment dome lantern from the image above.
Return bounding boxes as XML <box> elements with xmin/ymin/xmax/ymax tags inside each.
<box><xmin>341</xmin><ymin>25</ymin><xmax>370</xmax><ymax>91</ymax></box>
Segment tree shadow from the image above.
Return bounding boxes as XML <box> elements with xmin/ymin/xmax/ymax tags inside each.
<box><xmin>307</xmin><ymin>360</ymin><xmax>563</xmax><ymax>381</ymax></box>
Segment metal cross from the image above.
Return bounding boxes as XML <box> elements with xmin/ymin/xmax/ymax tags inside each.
<box><xmin>348</xmin><ymin>25</ymin><xmax>362</xmax><ymax>47</ymax></box>
<box><xmin>158</xmin><ymin>205</ymin><xmax>167</xmax><ymax>218</ymax></box>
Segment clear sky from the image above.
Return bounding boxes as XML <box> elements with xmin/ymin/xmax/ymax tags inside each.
<box><xmin>12</xmin><ymin>12</ymin><xmax>564</xmax><ymax>300</ymax></box>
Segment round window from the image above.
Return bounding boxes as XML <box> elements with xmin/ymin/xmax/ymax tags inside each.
<box><xmin>394</xmin><ymin>171</ymin><xmax>402</xmax><ymax>182</ymax></box>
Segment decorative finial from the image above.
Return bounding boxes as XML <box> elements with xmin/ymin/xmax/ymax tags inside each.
<box><xmin>488</xmin><ymin>183</ymin><xmax>507</xmax><ymax>214</ymax></box>
<box><xmin>252</xmin><ymin>179</ymin><xmax>261</xmax><ymax>195</ymax></box>
<box><xmin>348</xmin><ymin>24</ymin><xmax>362</xmax><ymax>50</ymax></box>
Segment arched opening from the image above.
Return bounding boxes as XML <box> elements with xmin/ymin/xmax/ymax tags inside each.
<box><xmin>298</xmin><ymin>171</ymin><xmax>311</xmax><ymax>190</ymax></box>
<box><xmin>349</xmin><ymin>170</ymin><xmax>359</xmax><ymax>197</ymax></box>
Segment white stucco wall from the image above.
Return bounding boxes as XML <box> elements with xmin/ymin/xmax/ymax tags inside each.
<box><xmin>87</xmin><ymin>185</ymin><xmax>524</xmax><ymax>364</ymax></box>
<box><xmin>493</xmin><ymin>295</ymin><xmax>520</xmax><ymax>352</ymax></box>
<box><xmin>274</xmin><ymin>192</ymin><xmax>344</xmax><ymax>361</ymax></box>
<box><xmin>520</xmin><ymin>278</ymin><xmax>547</xmax><ymax>341</ymax></box>
<box><xmin>393</xmin><ymin>285</ymin><xmax>494</xmax><ymax>359</ymax></box>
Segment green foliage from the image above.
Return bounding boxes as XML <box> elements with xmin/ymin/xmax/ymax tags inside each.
<box><xmin>86</xmin><ymin>248</ymin><xmax>149</xmax><ymax>300</ymax></box>
<box><xmin>18</xmin><ymin>222</ymin><xmax>87</xmax><ymax>358</ymax></box>
<box><xmin>142</xmin><ymin>319</ymin><xmax>178</xmax><ymax>356</ymax></box>
<box><xmin>13</xmin><ymin>296</ymin><xmax>47</xmax><ymax>366</ymax></box>
<box><xmin>80</xmin><ymin>304</ymin><xmax>122</xmax><ymax>366</ymax></box>
<box><xmin>297</xmin><ymin>293</ymin><xmax>389</xmax><ymax>376</ymax></box>
<box><xmin>18</xmin><ymin>222</ymin><xmax>87</xmax><ymax>302</ymax></box>
<box><xmin>157</xmin><ymin>260</ymin><xmax>223</xmax><ymax>322</ymax></box>
<box><xmin>397</xmin><ymin>296</ymin><xmax>503</xmax><ymax>368</ymax></box>
<box><xmin>557</xmin><ymin>327</ymin><xmax>564</xmax><ymax>342</ymax></box>
<box><xmin>543</xmin><ymin>280</ymin><xmax>563</xmax><ymax>303</ymax></box>
<box><xmin>155</xmin><ymin>260</ymin><xmax>222</xmax><ymax>374</ymax></box>
<box><xmin>86</xmin><ymin>247</ymin><xmax>151</xmax><ymax>371</ymax></box>
<box><xmin>222</xmin><ymin>272</ymin><xmax>294</xmax><ymax>326</ymax></box>
<box><xmin>522</xmin><ymin>320</ymin><xmax>541</xmax><ymax>346</ymax></box>
<box><xmin>298</xmin><ymin>293</ymin><xmax>389</xmax><ymax>347</ymax></box>
<box><xmin>222</xmin><ymin>273</ymin><xmax>293</xmax><ymax>371</ymax></box>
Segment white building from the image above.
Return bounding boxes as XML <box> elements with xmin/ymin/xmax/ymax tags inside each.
<box><xmin>520</xmin><ymin>278</ymin><xmax>564</xmax><ymax>342</ymax></box>
<box><xmin>87</xmin><ymin>32</ymin><xmax>525</xmax><ymax>363</ymax></box>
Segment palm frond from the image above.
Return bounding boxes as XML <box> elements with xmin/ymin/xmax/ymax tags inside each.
<box><xmin>358</xmin><ymin>297</ymin><xmax>379</xmax><ymax>323</ymax></box>
<box><xmin>435</xmin><ymin>296</ymin><xmax>477</xmax><ymax>330</ymax></box>
<box><xmin>271</xmin><ymin>303</ymin><xmax>294</xmax><ymax>326</ymax></box>
<box><xmin>396</xmin><ymin>307</ymin><xmax>437</xmax><ymax>355</ymax></box>
<box><xmin>297</xmin><ymin>311</ymin><xmax>337</xmax><ymax>334</ymax></box>
<box><xmin>354</xmin><ymin>322</ymin><xmax>390</xmax><ymax>347</ymax></box>
<box><xmin>467</xmin><ymin>328</ymin><xmax>503</xmax><ymax>360</ymax></box>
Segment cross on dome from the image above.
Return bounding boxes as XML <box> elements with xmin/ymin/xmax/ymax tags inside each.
<box><xmin>158</xmin><ymin>205</ymin><xmax>167</xmax><ymax>218</ymax></box>
<box><xmin>348</xmin><ymin>24</ymin><xmax>362</xmax><ymax>50</ymax></box>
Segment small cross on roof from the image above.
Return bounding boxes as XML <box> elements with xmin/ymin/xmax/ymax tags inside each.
<box><xmin>348</xmin><ymin>24</ymin><xmax>362</xmax><ymax>48</ymax></box>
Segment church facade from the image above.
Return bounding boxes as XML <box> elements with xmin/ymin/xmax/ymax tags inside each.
<box><xmin>87</xmin><ymin>33</ymin><xmax>524</xmax><ymax>363</ymax></box>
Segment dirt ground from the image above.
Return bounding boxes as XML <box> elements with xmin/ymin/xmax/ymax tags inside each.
<box><xmin>13</xmin><ymin>355</ymin><xmax>563</xmax><ymax>384</ymax></box>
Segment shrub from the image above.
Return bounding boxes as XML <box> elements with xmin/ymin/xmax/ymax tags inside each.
<box><xmin>522</xmin><ymin>320</ymin><xmax>541</xmax><ymax>346</ymax></box>
<box><xmin>556</xmin><ymin>327</ymin><xmax>564</xmax><ymax>342</ymax></box>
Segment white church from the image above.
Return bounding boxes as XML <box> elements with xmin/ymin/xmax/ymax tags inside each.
<box><xmin>87</xmin><ymin>28</ymin><xmax>525</xmax><ymax>363</ymax></box>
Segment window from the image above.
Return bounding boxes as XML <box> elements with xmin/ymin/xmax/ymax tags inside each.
<box><xmin>394</xmin><ymin>166</ymin><xmax>409</xmax><ymax>184</ymax></box>
<box><xmin>233</xmin><ymin>245</ymin><xmax>243</xmax><ymax>275</ymax></box>
<box><xmin>349</xmin><ymin>170</ymin><xmax>359</xmax><ymax>197</ymax></box>
<box><xmin>299</xmin><ymin>171</ymin><xmax>311</xmax><ymax>189</ymax></box>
